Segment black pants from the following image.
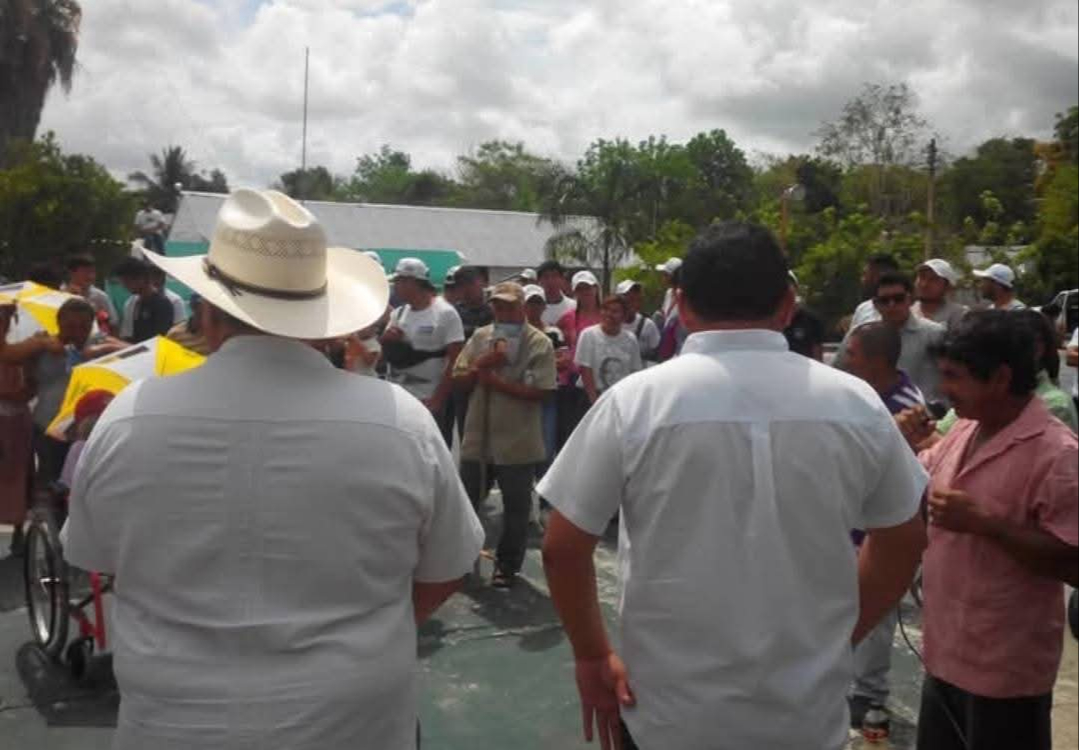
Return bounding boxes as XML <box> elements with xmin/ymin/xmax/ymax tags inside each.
<box><xmin>555</xmin><ymin>386</ymin><xmax>590</xmax><ymax>452</ymax></box>
<box><xmin>916</xmin><ymin>674</ymin><xmax>1052</xmax><ymax>750</ymax></box>
<box><xmin>621</xmin><ymin>720</ymin><xmax>640</xmax><ymax>750</ymax></box>
<box><xmin>32</xmin><ymin>427</ymin><xmax>69</xmax><ymax>487</ymax></box>
<box><xmin>434</xmin><ymin>398</ymin><xmax>455</xmax><ymax>449</ymax></box>
<box><xmin>459</xmin><ymin>462</ymin><xmax>535</xmax><ymax>574</ymax></box>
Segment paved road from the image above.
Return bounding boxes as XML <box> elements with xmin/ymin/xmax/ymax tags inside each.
<box><xmin>2</xmin><ymin>498</ymin><xmax>1076</xmax><ymax>750</ymax></box>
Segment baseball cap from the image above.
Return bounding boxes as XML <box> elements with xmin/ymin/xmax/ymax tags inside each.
<box><xmin>572</xmin><ymin>270</ymin><xmax>599</xmax><ymax>289</ymax></box>
<box><xmin>615</xmin><ymin>279</ymin><xmax>642</xmax><ymax>296</ymax></box>
<box><xmin>443</xmin><ymin>265</ymin><xmax>461</xmax><ymax>287</ymax></box>
<box><xmin>518</xmin><ymin>268</ymin><xmax>538</xmax><ymax>282</ymax></box>
<box><xmin>391</xmin><ymin>258</ymin><xmax>433</xmax><ymax>285</ymax></box>
<box><xmin>972</xmin><ymin>263</ymin><xmax>1015</xmax><ymax>289</ymax></box>
<box><xmin>918</xmin><ymin>259</ymin><xmax>960</xmax><ymax>286</ymax></box>
<box><xmin>655</xmin><ymin>257</ymin><xmax>683</xmax><ymax>275</ymax></box>
<box><xmin>489</xmin><ymin>282</ymin><xmax>525</xmax><ymax>304</ymax></box>
<box><xmin>523</xmin><ymin>284</ymin><xmax>546</xmax><ymax>302</ymax></box>
<box><xmin>74</xmin><ymin>390</ymin><xmax>114</xmax><ymax>425</ymax></box>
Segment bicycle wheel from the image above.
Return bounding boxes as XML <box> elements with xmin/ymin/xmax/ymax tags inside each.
<box><xmin>23</xmin><ymin>505</ymin><xmax>70</xmax><ymax>658</ymax></box>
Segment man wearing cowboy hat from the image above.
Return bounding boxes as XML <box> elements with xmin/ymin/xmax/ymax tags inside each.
<box><xmin>62</xmin><ymin>189</ymin><xmax>484</xmax><ymax>750</ymax></box>
<box><xmin>913</xmin><ymin>259</ymin><xmax>968</xmax><ymax>329</ymax></box>
<box><xmin>974</xmin><ymin>263</ymin><xmax>1025</xmax><ymax>311</ymax></box>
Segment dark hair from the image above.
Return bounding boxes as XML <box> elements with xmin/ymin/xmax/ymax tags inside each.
<box><xmin>601</xmin><ymin>295</ymin><xmax>628</xmax><ymax>313</ymax></box>
<box><xmin>681</xmin><ymin>222</ymin><xmax>789</xmax><ymax>322</ymax></box>
<box><xmin>929</xmin><ymin>310</ymin><xmax>1038</xmax><ymax>396</ymax></box>
<box><xmin>114</xmin><ymin>257</ymin><xmax>152</xmax><ymax>280</ymax></box>
<box><xmin>851</xmin><ymin>322</ymin><xmax>902</xmax><ymax>370</ymax></box>
<box><xmin>875</xmin><ymin>272</ymin><xmax>914</xmax><ymax>296</ymax></box>
<box><xmin>536</xmin><ymin>260</ymin><xmax>565</xmax><ymax>279</ymax></box>
<box><xmin>57</xmin><ymin>297</ymin><xmax>96</xmax><ymax>321</ymax></box>
<box><xmin>867</xmin><ymin>253</ymin><xmax>899</xmax><ymax>272</ymax></box>
<box><xmin>27</xmin><ymin>262</ymin><xmax>63</xmax><ymax>289</ymax></box>
<box><xmin>454</xmin><ymin>266</ymin><xmax>482</xmax><ymax>285</ymax></box>
<box><xmin>66</xmin><ymin>254</ymin><xmax>96</xmax><ymax>272</ymax></box>
<box><xmin>1016</xmin><ymin>309</ymin><xmax>1061</xmax><ymax>382</ymax></box>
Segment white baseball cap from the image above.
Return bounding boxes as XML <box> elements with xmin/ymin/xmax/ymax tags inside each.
<box><xmin>523</xmin><ymin>284</ymin><xmax>546</xmax><ymax>302</ymax></box>
<box><xmin>615</xmin><ymin>279</ymin><xmax>641</xmax><ymax>296</ymax></box>
<box><xmin>918</xmin><ymin>259</ymin><xmax>961</xmax><ymax>286</ymax></box>
<box><xmin>655</xmin><ymin>257</ymin><xmax>683</xmax><ymax>275</ymax></box>
<box><xmin>572</xmin><ymin>270</ymin><xmax>599</xmax><ymax>289</ymax></box>
<box><xmin>518</xmin><ymin>268</ymin><xmax>538</xmax><ymax>282</ymax></box>
<box><xmin>391</xmin><ymin>257</ymin><xmax>433</xmax><ymax>285</ymax></box>
<box><xmin>973</xmin><ymin>263</ymin><xmax>1015</xmax><ymax>289</ymax></box>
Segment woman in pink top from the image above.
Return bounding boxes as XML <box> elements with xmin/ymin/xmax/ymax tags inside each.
<box><xmin>554</xmin><ymin>271</ymin><xmax>602</xmax><ymax>446</ymax></box>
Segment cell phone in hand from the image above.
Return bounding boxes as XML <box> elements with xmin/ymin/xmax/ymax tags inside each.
<box><xmin>926</xmin><ymin>400</ymin><xmax>949</xmax><ymax>420</ymax></box>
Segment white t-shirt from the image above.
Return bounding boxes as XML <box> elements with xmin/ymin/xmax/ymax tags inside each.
<box><xmin>63</xmin><ymin>336</ymin><xmax>484</xmax><ymax>750</ymax></box>
<box><xmin>623</xmin><ymin>313</ymin><xmax>661</xmax><ymax>357</ymax></box>
<box><xmin>541</xmin><ymin>294</ymin><xmax>576</xmax><ymax>327</ymax></box>
<box><xmin>134</xmin><ymin>208</ymin><xmax>165</xmax><ymax>233</ymax></box>
<box><xmin>538</xmin><ymin>330</ymin><xmax>927</xmax><ymax>750</ymax></box>
<box><xmin>387</xmin><ymin>297</ymin><xmax>465</xmax><ymax>400</ymax></box>
<box><xmin>574</xmin><ymin>325</ymin><xmax>642</xmax><ymax>392</ymax></box>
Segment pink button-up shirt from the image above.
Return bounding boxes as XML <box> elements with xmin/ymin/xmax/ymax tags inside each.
<box><xmin>919</xmin><ymin>398</ymin><xmax>1078</xmax><ymax>698</ymax></box>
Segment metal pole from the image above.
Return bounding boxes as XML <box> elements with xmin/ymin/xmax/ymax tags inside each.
<box><xmin>301</xmin><ymin>47</ymin><xmax>309</xmax><ymax>201</ymax></box>
<box><xmin>925</xmin><ymin>138</ymin><xmax>937</xmax><ymax>260</ymax></box>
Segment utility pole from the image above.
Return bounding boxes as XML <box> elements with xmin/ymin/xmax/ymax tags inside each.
<box><xmin>925</xmin><ymin>138</ymin><xmax>937</xmax><ymax>260</ymax></box>
<box><xmin>300</xmin><ymin>47</ymin><xmax>310</xmax><ymax>202</ymax></box>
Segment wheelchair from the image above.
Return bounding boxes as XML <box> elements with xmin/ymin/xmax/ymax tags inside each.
<box><xmin>22</xmin><ymin>483</ymin><xmax>114</xmax><ymax>683</ymax></box>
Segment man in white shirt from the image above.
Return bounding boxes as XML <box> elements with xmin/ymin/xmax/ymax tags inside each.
<box><xmin>913</xmin><ymin>259</ymin><xmax>968</xmax><ymax>329</ymax></box>
<box><xmin>63</xmin><ymin>254</ymin><xmax>119</xmax><ymax>330</ymax></box>
<box><xmin>653</xmin><ymin>257</ymin><xmax>682</xmax><ymax>327</ymax></box>
<box><xmin>134</xmin><ymin>200</ymin><xmax>167</xmax><ymax>254</ymax></box>
<box><xmin>64</xmin><ymin>189</ymin><xmax>484</xmax><ymax>750</ymax></box>
<box><xmin>974</xmin><ymin>263</ymin><xmax>1026</xmax><ymax>311</ymax></box>
<box><xmin>538</xmin><ymin>260</ymin><xmax>577</xmax><ymax>327</ymax></box>
<box><xmin>383</xmin><ymin>258</ymin><xmax>465</xmax><ymax>447</ymax></box>
<box><xmin>540</xmin><ymin>221</ymin><xmax>927</xmax><ymax>750</ymax></box>
<box><xmin>616</xmin><ymin>280</ymin><xmax>661</xmax><ymax>361</ymax></box>
<box><xmin>575</xmin><ymin>295</ymin><xmax>643</xmax><ymax>404</ymax></box>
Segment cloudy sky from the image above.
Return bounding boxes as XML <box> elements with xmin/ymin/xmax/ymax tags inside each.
<box><xmin>39</xmin><ymin>0</ymin><xmax>1079</xmax><ymax>188</ymax></box>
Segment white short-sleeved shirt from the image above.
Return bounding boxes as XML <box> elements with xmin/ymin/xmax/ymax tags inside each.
<box><xmin>541</xmin><ymin>294</ymin><xmax>576</xmax><ymax>327</ymax></box>
<box><xmin>538</xmin><ymin>330</ymin><xmax>927</xmax><ymax>750</ymax></box>
<box><xmin>574</xmin><ymin>325</ymin><xmax>643</xmax><ymax>392</ymax></box>
<box><xmin>386</xmin><ymin>297</ymin><xmax>465</xmax><ymax>400</ymax></box>
<box><xmin>623</xmin><ymin>314</ymin><xmax>661</xmax><ymax>357</ymax></box>
<box><xmin>63</xmin><ymin>336</ymin><xmax>484</xmax><ymax>750</ymax></box>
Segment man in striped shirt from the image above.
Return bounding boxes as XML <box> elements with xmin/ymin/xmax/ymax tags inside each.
<box><xmin>843</xmin><ymin>321</ymin><xmax>924</xmax><ymax>732</ymax></box>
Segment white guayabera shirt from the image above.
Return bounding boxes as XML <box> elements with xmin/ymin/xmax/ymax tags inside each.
<box><xmin>64</xmin><ymin>336</ymin><xmax>484</xmax><ymax>750</ymax></box>
<box><xmin>538</xmin><ymin>330</ymin><xmax>927</xmax><ymax>750</ymax></box>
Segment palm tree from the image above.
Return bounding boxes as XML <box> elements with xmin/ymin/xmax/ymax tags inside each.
<box><xmin>129</xmin><ymin>146</ymin><xmax>196</xmax><ymax>213</ymax></box>
<box><xmin>0</xmin><ymin>0</ymin><xmax>81</xmax><ymax>164</ymax></box>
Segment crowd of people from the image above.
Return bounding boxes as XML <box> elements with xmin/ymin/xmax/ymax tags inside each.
<box><xmin>1</xmin><ymin>186</ymin><xmax>1077</xmax><ymax>750</ymax></box>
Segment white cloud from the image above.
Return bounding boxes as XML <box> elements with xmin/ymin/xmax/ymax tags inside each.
<box><xmin>38</xmin><ymin>0</ymin><xmax>1079</xmax><ymax>189</ymax></box>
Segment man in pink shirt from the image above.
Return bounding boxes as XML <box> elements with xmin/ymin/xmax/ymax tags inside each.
<box><xmin>899</xmin><ymin>310</ymin><xmax>1078</xmax><ymax>750</ymax></box>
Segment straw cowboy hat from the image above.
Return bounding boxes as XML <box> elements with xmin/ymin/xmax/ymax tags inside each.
<box><xmin>144</xmin><ymin>189</ymin><xmax>389</xmax><ymax>339</ymax></box>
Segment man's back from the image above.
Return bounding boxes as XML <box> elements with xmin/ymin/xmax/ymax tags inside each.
<box><xmin>540</xmin><ymin>330</ymin><xmax>924</xmax><ymax>749</ymax></box>
<box><xmin>65</xmin><ymin>336</ymin><xmax>482</xmax><ymax>750</ymax></box>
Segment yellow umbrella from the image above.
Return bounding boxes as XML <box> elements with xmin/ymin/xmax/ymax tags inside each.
<box><xmin>0</xmin><ymin>281</ymin><xmax>86</xmax><ymax>340</ymax></box>
<box><xmin>47</xmin><ymin>336</ymin><xmax>205</xmax><ymax>438</ymax></box>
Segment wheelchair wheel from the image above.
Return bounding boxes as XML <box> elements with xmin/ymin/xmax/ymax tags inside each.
<box><xmin>23</xmin><ymin>505</ymin><xmax>70</xmax><ymax>658</ymax></box>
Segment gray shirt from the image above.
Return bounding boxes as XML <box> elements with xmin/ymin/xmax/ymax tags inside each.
<box><xmin>897</xmin><ymin>314</ymin><xmax>946</xmax><ymax>404</ymax></box>
<box><xmin>912</xmin><ymin>300</ymin><xmax>967</xmax><ymax>330</ymax></box>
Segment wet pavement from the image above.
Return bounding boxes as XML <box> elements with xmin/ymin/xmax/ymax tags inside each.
<box><xmin>2</xmin><ymin>497</ymin><xmax>1076</xmax><ymax>750</ymax></box>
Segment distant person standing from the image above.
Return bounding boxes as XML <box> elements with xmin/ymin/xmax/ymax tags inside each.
<box><xmin>653</xmin><ymin>257</ymin><xmax>683</xmax><ymax>328</ymax></box>
<box><xmin>783</xmin><ymin>271</ymin><xmax>825</xmax><ymax>361</ymax></box>
<box><xmin>616</xmin><ymin>280</ymin><xmax>661</xmax><ymax>362</ymax></box>
<box><xmin>974</xmin><ymin>263</ymin><xmax>1025</xmax><ymax>311</ymax></box>
<box><xmin>843</xmin><ymin>253</ymin><xmax>900</xmax><ymax>335</ymax></box>
<box><xmin>134</xmin><ymin>199</ymin><xmax>168</xmax><ymax>255</ymax></box>
<box><xmin>382</xmin><ymin>258</ymin><xmax>464</xmax><ymax>447</ymax></box>
<box><xmin>913</xmin><ymin>259</ymin><xmax>967</xmax><ymax>329</ymax></box>
<box><xmin>537</xmin><ymin>260</ymin><xmax>576</xmax><ymax>327</ymax></box>
<box><xmin>64</xmin><ymin>254</ymin><xmax>119</xmax><ymax>331</ymax></box>
<box><xmin>574</xmin><ymin>295</ymin><xmax>643</xmax><ymax>405</ymax></box>
<box><xmin>541</xmin><ymin>222</ymin><xmax>926</xmax><ymax>750</ymax></box>
<box><xmin>114</xmin><ymin>258</ymin><xmax>175</xmax><ymax>343</ymax></box>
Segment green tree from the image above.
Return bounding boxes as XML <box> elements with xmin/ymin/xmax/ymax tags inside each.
<box><xmin>0</xmin><ymin>0</ymin><xmax>81</xmax><ymax>165</ymax></box>
<box><xmin>188</xmin><ymin>168</ymin><xmax>229</xmax><ymax>194</ymax></box>
<box><xmin>128</xmin><ymin>146</ymin><xmax>195</xmax><ymax>213</ymax></box>
<box><xmin>0</xmin><ymin>132</ymin><xmax>136</xmax><ymax>278</ymax></box>
<box><xmin>275</xmin><ymin>165</ymin><xmax>338</xmax><ymax>202</ymax></box>
<box><xmin>682</xmin><ymin>129</ymin><xmax>754</xmax><ymax>223</ymax></box>
<box><xmin>341</xmin><ymin>145</ymin><xmax>456</xmax><ymax>206</ymax></box>
<box><xmin>938</xmin><ymin>138</ymin><xmax>1037</xmax><ymax>234</ymax></box>
<box><xmin>453</xmin><ymin>140</ymin><xmax>558</xmax><ymax>212</ymax></box>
